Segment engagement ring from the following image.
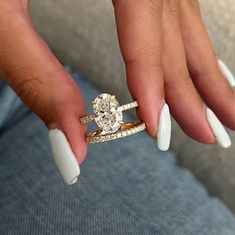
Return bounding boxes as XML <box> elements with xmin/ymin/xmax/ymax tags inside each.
<box><xmin>80</xmin><ymin>93</ymin><xmax>146</xmax><ymax>143</ymax></box>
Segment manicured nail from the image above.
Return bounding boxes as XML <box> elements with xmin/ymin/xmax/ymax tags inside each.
<box><xmin>218</xmin><ymin>59</ymin><xmax>235</xmax><ymax>87</ymax></box>
<box><xmin>156</xmin><ymin>103</ymin><xmax>171</xmax><ymax>151</ymax></box>
<box><xmin>206</xmin><ymin>108</ymin><xmax>231</xmax><ymax>148</ymax></box>
<box><xmin>48</xmin><ymin>129</ymin><xmax>80</xmax><ymax>185</ymax></box>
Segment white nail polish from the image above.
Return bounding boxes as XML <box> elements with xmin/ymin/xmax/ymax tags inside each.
<box><xmin>206</xmin><ymin>108</ymin><xmax>231</xmax><ymax>148</ymax></box>
<box><xmin>157</xmin><ymin>103</ymin><xmax>171</xmax><ymax>151</ymax></box>
<box><xmin>218</xmin><ymin>59</ymin><xmax>235</xmax><ymax>87</ymax></box>
<box><xmin>48</xmin><ymin>129</ymin><xmax>80</xmax><ymax>185</ymax></box>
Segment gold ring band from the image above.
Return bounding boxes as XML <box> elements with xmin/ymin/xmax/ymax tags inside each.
<box><xmin>86</xmin><ymin>122</ymin><xmax>146</xmax><ymax>144</ymax></box>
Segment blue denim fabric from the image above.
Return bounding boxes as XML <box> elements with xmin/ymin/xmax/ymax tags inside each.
<box><xmin>0</xmin><ymin>75</ymin><xmax>235</xmax><ymax>235</ymax></box>
<box><xmin>0</xmin><ymin>79</ymin><xmax>30</xmax><ymax>133</ymax></box>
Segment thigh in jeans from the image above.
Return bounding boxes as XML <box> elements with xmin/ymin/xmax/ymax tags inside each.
<box><xmin>0</xmin><ymin>74</ymin><xmax>235</xmax><ymax>235</ymax></box>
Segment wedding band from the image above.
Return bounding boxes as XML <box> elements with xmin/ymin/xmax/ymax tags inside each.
<box><xmin>80</xmin><ymin>93</ymin><xmax>145</xmax><ymax>144</ymax></box>
<box><xmin>86</xmin><ymin>122</ymin><xmax>146</xmax><ymax>144</ymax></box>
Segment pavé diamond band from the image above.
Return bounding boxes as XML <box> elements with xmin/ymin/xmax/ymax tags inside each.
<box><xmin>86</xmin><ymin>122</ymin><xmax>146</xmax><ymax>144</ymax></box>
<box><xmin>80</xmin><ymin>93</ymin><xmax>146</xmax><ymax>144</ymax></box>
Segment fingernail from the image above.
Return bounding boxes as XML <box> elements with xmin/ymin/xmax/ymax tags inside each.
<box><xmin>48</xmin><ymin>128</ymin><xmax>80</xmax><ymax>185</ymax></box>
<box><xmin>156</xmin><ymin>103</ymin><xmax>171</xmax><ymax>151</ymax></box>
<box><xmin>206</xmin><ymin>108</ymin><xmax>231</xmax><ymax>148</ymax></box>
<box><xmin>218</xmin><ymin>59</ymin><xmax>235</xmax><ymax>87</ymax></box>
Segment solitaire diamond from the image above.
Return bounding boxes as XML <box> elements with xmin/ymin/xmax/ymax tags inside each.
<box><xmin>93</xmin><ymin>93</ymin><xmax>123</xmax><ymax>133</ymax></box>
<box><xmin>80</xmin><ymin>93</ymin><xmax>144</xmax><ymax>144</ymax></box>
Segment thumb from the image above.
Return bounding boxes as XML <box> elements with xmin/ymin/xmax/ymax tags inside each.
<box><xmin>0</xmin><ymin>2</ymin><xmax>87</xmax><ymax>184</ymax></box>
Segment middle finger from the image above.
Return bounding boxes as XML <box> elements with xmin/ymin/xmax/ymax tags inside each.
<box><xmin>162</xmin><ymin>0</ymin><xmax>215</xmax><ymax>144</ymax></box>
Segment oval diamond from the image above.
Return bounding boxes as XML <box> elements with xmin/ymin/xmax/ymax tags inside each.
<box><xmin>93</xmin><ymin>93</ymin><xmax>123</xmax><ymax>133</ymax></box>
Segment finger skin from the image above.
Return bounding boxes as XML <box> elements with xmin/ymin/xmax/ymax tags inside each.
<box><xmin>162</xmin><ymin>0</ymin><xmax>215</xmax><ymax>143</ymax></box>
<box><xmin>113</xmin><ymin>0</ymin><xmax>165</xmax><ymax>137</ymax></box>
<box><xmin>0</xmin><ymin>2</ymin><xmax>87</xmax><ymax>164</ymax></box>
<box><xmin>180</xmin><ymin>0</ymin><xmax>235</xmax><ymax>130</ymax></box>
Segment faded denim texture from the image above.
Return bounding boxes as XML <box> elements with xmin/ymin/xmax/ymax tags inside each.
<box><xmin>0</xmin><ymin>75</ymin><xmax>235</xmax><ymax>235</ymax></box>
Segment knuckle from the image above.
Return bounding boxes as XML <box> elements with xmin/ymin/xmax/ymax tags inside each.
<box><xmin>125</xmin><ymin>42</ymin><xmax>162</xmax><ymax>68</ymax></box>
<box><xmin>164</xmin><ymin>0</ymin><xmax>180</xmax><ymax>18</ymax></box>
<box><xmin>177</xmin><ymin>70</ymin><xmax>192</xmax><ymax>84</ymax></box>
<box><xmin>181</xmin><ymin>0</ymin><xmax>201</xmax><ymax>15</ymax></box>
<box><xmin>181</xmin><ymin>71</ymin><xmax>191</xmax><ymax>81</ymax></box>
<box><xmin>147</xmin><ymin>0</ymin><xmax>164</xmax><ymax>11</ymax></box>
<box><xmin>125</xmin><ymin>55</ymin><xmax>163</xmax><ymax>75</ymax></box>
<box><xmin>165</xmin><ymin>68</ymin><xmax>191</xmax><ymax>87</ymax></box>
<box><xmin>15</xmin><ymin>77</ymin><xmax>43</xmax><ymax>110</ymax></box>
<box><xmin>188</xmin><ymin>0</ymin><xmax>200</xmax><ymax>12</ymax></box>
<box><xmin>165</xmin><ymin>0</ymin><xmax>179</xmax><ymax>8</ymax></box>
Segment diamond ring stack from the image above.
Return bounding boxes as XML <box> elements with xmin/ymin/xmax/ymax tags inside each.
<box><xmin>80</xmin><ymin>93</ymin><xmax>146</xmax><ymax>144</ymax></box>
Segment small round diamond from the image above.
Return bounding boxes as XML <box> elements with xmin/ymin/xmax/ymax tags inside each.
<box><xmin>93</xmin><ymin>93</ymin><xmax>123</xmax><ymax>133</ymax></box>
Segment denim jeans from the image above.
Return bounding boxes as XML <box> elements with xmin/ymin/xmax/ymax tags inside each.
<box><xmin>0</xmin><ymin>74</ymin><xmax>235</xmax><ymax>235</ymax></box>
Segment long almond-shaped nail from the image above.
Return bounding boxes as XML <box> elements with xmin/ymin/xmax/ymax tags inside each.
<box><xmin>218</xmin><ymin>59</ymin><xmax>235</xmax><ymax>87</ymax></box>
<box><xmin>48</xmin><ymin>129</ymin><xmax>80</xmax><ymax>185</ymax></box>
<box><xmin>156</xmin><ymin>103</ymin><xmax>171</xmax><ymax>151</ymax></box>
<box><xmin>206</xmin><ymin>108</ymin><xmax>231</xmax><ymax>148</ymax></box>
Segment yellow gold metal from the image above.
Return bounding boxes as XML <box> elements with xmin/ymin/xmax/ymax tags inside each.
<box><xmin>86</xmin><ymin>121</ymin><xmax>146</xmax><ymax>144</ymax></box>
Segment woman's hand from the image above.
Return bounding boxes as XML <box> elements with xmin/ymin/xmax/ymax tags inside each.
<box><xmin>0</xmin><ymin>1</ymin><xmax>87</xmax><ymax>184</ymax></box>
<box><xmin>0</xmin><ymin>1</ymin><xmax>234</xmax><ymax>184</ymax></box>
<box><xmin>113</xmin><ymin>0</ymin><xmax>234</xmax><ymax>149</ymax></box>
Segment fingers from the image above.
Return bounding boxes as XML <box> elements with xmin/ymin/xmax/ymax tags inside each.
<box><xmin>162</xmin><ymin>0</ymin><xmax>215</xmax><ymax>144</ymax></box>
<box><xmin>45</xmin><ymin>72</ymin><xmax>87</xmax><ymax>184</ymax></box>
<box><xmin>0</xmin><ymin>3</ymin><xmax>87</xmax><ymax>184</ymax></box>
<box><xmin>179</xmin><ymin>0</ymin><xmax>235</xmax><ymax>130</ymax></box>
<box><xmin>113</xmin><ymin>0</ymin><xmax>166</xmax><ymax>137</ymax></box>
<box><xmin>113</xmin><ymin>0</ymin><xmax>231</xmax><ymax>149</ymax></box>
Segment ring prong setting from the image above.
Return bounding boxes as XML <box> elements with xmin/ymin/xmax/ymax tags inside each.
<box><xmin>80</xmin><ymin>93</ymin><xmax>143</xmax><ymax>143</ymax></box>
